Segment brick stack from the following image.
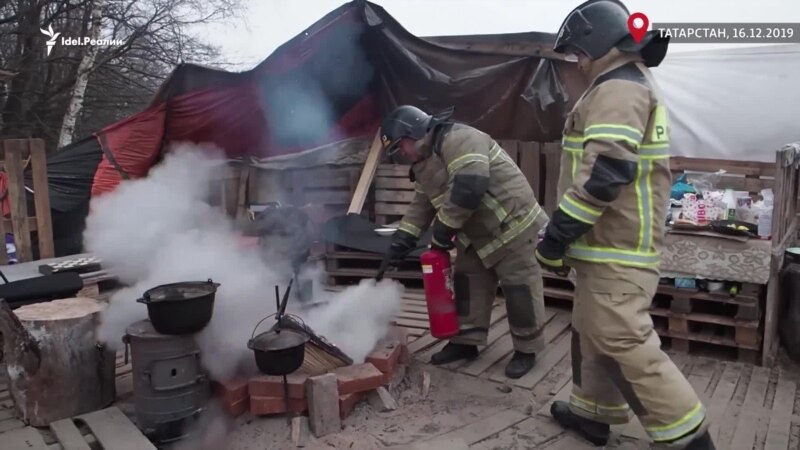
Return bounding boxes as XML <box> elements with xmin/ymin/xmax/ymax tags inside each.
<box><xmin>214</xmin><ymin>327</ymin><xmax>410</xmax><ymax>423</ymax></box>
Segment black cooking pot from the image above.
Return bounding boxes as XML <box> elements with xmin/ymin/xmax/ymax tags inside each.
<box><xmin>247</xmin><ymin>315</ymin><xmax>309</xmax><ymax>376</ymax></box>
<box><xmin>137</xmin><ymin>279</ymin><xmax>220</xmax><ymax>335</ymax></box>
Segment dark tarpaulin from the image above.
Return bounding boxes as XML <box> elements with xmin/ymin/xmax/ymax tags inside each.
<box><xmin>92</xmin><ymin>0</ymin><xmax>585</xmax><ymax>194</ymax></box>
<box><xmin>26</xmin><ymin>135</ymin><xmax>102</xmax><ymax>212</ymax></box>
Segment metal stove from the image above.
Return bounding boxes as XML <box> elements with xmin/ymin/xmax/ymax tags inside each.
<box><xmin>124</xmin><ymin>319</ymin><xmax>210</xmax><ymax>444</ymax></box>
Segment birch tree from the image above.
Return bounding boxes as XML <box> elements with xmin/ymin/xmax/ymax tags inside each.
<box><xmin>57</xmin><ymin>0</ymin><xmax>104</xmax><ymax>148</ymax></box>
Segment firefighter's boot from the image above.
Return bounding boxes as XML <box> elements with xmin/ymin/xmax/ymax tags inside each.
<box><xmin>505</xmin><ymin>351</ymin><xmax>535</xmax><ymax>378</ymax></box>
<box><xmin>550</xmin><ymin>400</ymin><xmax>610</xmax><ymax>446</ymax></box>
<box><xmin>430</xmin><ymin>343</ymin><xmax>478</xmax><ymax>365</ymax></box>
<box><xmin>683</xmin><ymin>431</ymin><xmax>716</xmax><ymax>450</ymax></box>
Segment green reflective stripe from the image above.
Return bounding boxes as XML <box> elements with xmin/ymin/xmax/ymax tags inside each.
<box><xmin>571</xmin><ymin>151</ymin><xmax>580</xmax><ymax>178</ymax></box>
<box><xmin>489</xmin><ymin>144</ymin><xmax>515</xmax><ymax>166</ymax></box>
<box><xmin>457</xmin><ymin>233</ymin><xmax>471</xmax><ymax>247</ymax></box>
<box><xmin>566</xmin><ymin>245</ymin><xmax>661</xmax><ymax>268</ymax></box>
<box><xmin>431</xmin><ymin>193</ymin><xmax>445</xmax><ymax>209</ymax></box>
<box><xmin>585</xmin><ymin>124</ymin><xmax>644</xmax><ymax>147</ymax></box>
<box><xmin>639</xmin><ymin>143</ymin><xmax>670</xmax><ymax>159</ymax></box>
<box><xmin>482</xmin><ymin>194</ymin><xmax>508</xmax><ymax>223</ymax></box>
<box><xmin>570</xmin><ymin>393</ymin><xmax>631</xmax><ymax>419</ymax></box>
<box><xmin>559</xmin><ymin>195</ymin><xmax>602</xmax><ymax>223</ymax></box>
<box><xmin>636</xmin><ymin>159</ymin><xmax>653</xmax><ymax>251</ymax></box>
<box><xmin>477</xmin><ymin>205</ymin><xmax>543</xmax><ymax>259</ymax></box>
<box><xmin>447</xmin><ymin>153</ymin><xmax>489</xmax><ymax>176</ymax></box>
<box><xmin>645</xmin><ymin>402</ymin><xmax>706</xmax><ymax>442</ymax></box>
<box><xmin>562</xmin><ymin>135</ymin><xmax>584</xmax><ymax>151</ymax></box>
<box><xmin>397</xmin><ymin>221</ymin><xmax>421</xmax><ymax>238</ymax></box>
<box><xmin>436</xmin><ymin>211</ymin><xmax>458</xmax><ymax>229</ymax></box>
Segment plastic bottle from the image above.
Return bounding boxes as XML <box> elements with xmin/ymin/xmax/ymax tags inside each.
<box><xmin>722</xmin><ymin>188</ymin><xmax>737</xmax><ymax>220</ymax></box>
<box><xmin>758</xmin><ymin>188</ymin><xmax>774</xmax><ymax>239</ymax></box>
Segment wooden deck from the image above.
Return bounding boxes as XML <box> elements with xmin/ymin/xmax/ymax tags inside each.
<box><xmin>394</xmin><ymin>291</ymin><xmax>800</xmax><ymax>450</ymax></box>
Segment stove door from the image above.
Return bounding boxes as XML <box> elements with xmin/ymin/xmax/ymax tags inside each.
<box><xmin>145</xmin><ymin>351</ymin><xmax>202</xmax><ymax>391</ymax></box>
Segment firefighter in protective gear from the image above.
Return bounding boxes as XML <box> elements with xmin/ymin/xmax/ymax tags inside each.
<box><xmin>381</xmin><ymin>105</ymin><xmax>549</xmax><ymax>379</ymax></box>
<box><xmin>535</xmin><ymin>1</ymin><xmax>715</xmax><ymax>449</ymax></box>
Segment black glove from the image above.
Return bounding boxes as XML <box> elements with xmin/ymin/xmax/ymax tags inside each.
<box><xmin>386</xmin><ymin>230</ymin><xmax>417</xmax><ymax>267</ymax></box>
<box><xmin>535</xmin><ymin>234</ymin><xmax>570</xmax><ymax>277</ymax></box>
<box><xmin>431</xmin><ymin>218</ymin><xmax>456</xmax><ymax>251</ymax></box>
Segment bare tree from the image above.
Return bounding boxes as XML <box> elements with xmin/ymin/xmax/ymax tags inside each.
<box><xmin>0</xmin><ymin>0</ymin><xmax>243</xmax><ymax>149</ymax></box>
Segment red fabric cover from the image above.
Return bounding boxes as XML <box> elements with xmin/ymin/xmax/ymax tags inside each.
<box><xmin>91</xmin><ymin>105</ymin><xmax>165</xmax><ymax>198</ymax></box>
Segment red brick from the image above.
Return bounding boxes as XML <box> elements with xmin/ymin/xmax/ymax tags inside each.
<box><xmin>339</xmin><ymin>391</ymin><xmax>367</xmax><ymax>420</ymax></box>
<box><xmin>215</xmin><ymin>377</ymin><xmax>249</xmax><ymax>404</ymax></box>
<box><xmin>333</xmin><ymin>363</ymin><xmax>384</xmax><ymax>395</ymax></box>
<box><xmin>366</xmin><ymin>340</ymin><xmax>402</xmax><ymax>374</ymax></box>
<box><xmin>223</xmin><ymin>397</ymin><xmax>250</xmax><ymax>418</ymax></box>
<box><xmin>249</xmin><ymin>372</ymin><xmax>309</xmax><ymax>399</ymax></box>
<box><xmin>250</xmin><ymin>395</ymin><xmax>308</xmax><ymax>416</ymax></box>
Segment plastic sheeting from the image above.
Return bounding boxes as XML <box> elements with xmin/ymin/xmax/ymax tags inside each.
<box><xmin>652</xmin><ymin>44</ymin><xmax>800</xmax><ymax>162</ymax></box>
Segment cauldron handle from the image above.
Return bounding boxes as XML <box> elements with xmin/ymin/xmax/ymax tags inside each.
<box><xmin>249</xmin><ymin>313</ymin><xmax>278</xmax><ymax>341</ymax></box>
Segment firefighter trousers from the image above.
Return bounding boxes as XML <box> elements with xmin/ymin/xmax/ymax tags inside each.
<box><xmin>449</xmin><ymin>235</ymin><xmax>546</xmax><ymax>354</ymax></box>
<box><xmin>569</xmin><ymin>268</ymin><xmax>709</xmax><ymax>448</ymax></box>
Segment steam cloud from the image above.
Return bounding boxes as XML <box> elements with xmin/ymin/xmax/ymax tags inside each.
<box><xmin>85</xmin><ymin>142</ymin><xmax>403</xmax><ymax>382</ymax></box>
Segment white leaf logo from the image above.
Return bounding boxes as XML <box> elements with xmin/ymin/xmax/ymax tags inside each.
<box><xmin>40</xmin><ymin>24</ymin><xmax>60</xmax><ymax>56</ymax></box>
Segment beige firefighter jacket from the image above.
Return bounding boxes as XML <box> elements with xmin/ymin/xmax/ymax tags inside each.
<box><xmin>550</xmin><ymin>50</ymin><xmax>672</xmax><ymax>277</ymax></box>
<box><xmin>397</xmin><ymin>124</ymin><xmax>547</xmax><ymax>268</ymax></box>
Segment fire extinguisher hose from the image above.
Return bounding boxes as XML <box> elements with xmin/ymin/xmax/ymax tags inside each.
<box><xmin>375</xmin><ymin>245</ymin><xmax>428</xmax><ymax>281</ymax></box>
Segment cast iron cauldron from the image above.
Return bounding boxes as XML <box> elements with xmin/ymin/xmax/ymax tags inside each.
<box><xmin>137</xmin><ymin>279</ymin><xmax>220</xmax><ymax>335</ymax></box>
<box><xmin>247</xmin><ymin>315</ymin><xmax>309</xmax><ymax>376</ymax></box>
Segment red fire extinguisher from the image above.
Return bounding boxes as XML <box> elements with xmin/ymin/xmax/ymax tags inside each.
<box><xmin>420</xmin><ymin>248</ymin><xmax>459</xmax><ymax>339</ymax></box>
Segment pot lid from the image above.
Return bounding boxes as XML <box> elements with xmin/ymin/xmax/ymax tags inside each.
<box><xmin>143</xmin><ymin>280</ymin><xmax>218</xmax><ymax>303</ymax></box>
<box><xmin>250</xmin><ymin>329</ymin><xmax>308</xmax><ymax>352</ymax></box>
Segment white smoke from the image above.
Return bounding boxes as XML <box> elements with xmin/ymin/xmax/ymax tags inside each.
<box><xmin>85</xmin><ymin>142</ymin><xmax>403</xmax><ymax>382</ymax></box>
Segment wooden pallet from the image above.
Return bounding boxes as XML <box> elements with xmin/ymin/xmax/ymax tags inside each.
<box><xmin>539</xmin><ymin>273</ymin><xmax>764</xmax><ymax>363</ymax></box>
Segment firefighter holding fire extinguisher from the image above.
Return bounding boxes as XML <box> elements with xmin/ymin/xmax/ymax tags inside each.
<box><xmin>379</xmin><ymin>105</ymin><xmax>549</xmax><ymax>379</ymax></box>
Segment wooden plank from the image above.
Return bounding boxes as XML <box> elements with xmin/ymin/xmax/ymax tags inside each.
<box><xmin>348</xmin><ymin>131</ymin><xmax>382</xmax><ymax>215</ymax></box>
<box><xmin>539</xmin><ymin>381</ymin><xmax>572</xmax><ymax>416</ymax></box>
<box><xmin>0</xmin><ymin>418</ymin><xmax>26</xmax><ymax>433</ymax></box>
<box><xmin>77</xmin><ymin>407</ymin><xmax>157</xmax><ymax>450</ymax></box>
<box><xmin>376</xmin><ymin>164</ymin><xmax>411</xmax><ymax>177</ymax></box>
<box><xmin>707</xmin><ymin>363</ymin><xmax>743</xmax><ymax>442</ymax></box>
<box><xmin>408</xmin><ymin>332</ymin><xmax>440</xmax><ymax>354</ymax></box>
<box><xmin>375</xmin><ymin>190</ymin><xmax>416</xmax><ymax>203</ymax></box>
<box><xmin>4</xmin><ymin>140</ymin><xmax>33</xmax><ymax>262</ymax></box>
<box><xmin>302</xmin><ymin>189</ymin><xmax>353</xmax><ymax>205</ymax></box>
<box><xmin>2</xmin><ymin>426</ymin><xmax>48</xmax><ymax>449</ymax></box>
<box><xmin>374</xmin><ymin>177</ymin><xmax>415</xmax><ymax>190</ymax></box>
<box><xmin>375</xmin><ymin>203</ymin><xmax>411</xmax><ymax>216</ymax></box>
<box><xmin>764</xmin><ymin>370</ymin><xmax>796</xmax><ymax>450</ymax></box>
<box><xmin>507</xmin><ymin>329</ymin><xmax>571</xmax><ymax>389</ymax></box>
<box><xmin>50</xmin><ymin>419</ymin><xmax>91</xmax><ymax>450</ymax></box>
<box><xmin>518</xmin><ymin>142</ymin><xmax>542</xmax><ymax>203</ymax></box>
<box><xmin>671</xmin><ymin>156</ymin><xmax>775</xmax><ymax>177</ymax></box>
<box><xmin>429</xmin><ymin>408</ymin><xmax>528</xmax><ymax>446</ymax></box>
<box><xmin>0</xmin><ymin>209</ymin><xmax>7</xmax><ymax>263</ymax></box>
<box><xmin>729</xmin><ymin>366</ymin><xmax>770</xmax><ymax>450</ymax></box>
<box><xmin>542</xmin><ymin>143</ymin><xmax>561</xmax><ymax>216</ymax></box>
<box><xmin>461</xmin><ymin>333</ymin><xmax>513</xmax><ymax>377</ymax></box>
<box><xmin>393</xmin><ymin>318</ymin><xmax>430</xmax><ymax>329</ymax></box>
<box><xmin>687</xmin><ymin>358</ymin><xmax>717</xmax><ymax>402</ymax></box>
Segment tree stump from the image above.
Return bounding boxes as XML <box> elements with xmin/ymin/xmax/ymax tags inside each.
<box><xmin>0</xmin><ymin>297</ymin><xmax>116</xmax><ymax>426</ymax></box>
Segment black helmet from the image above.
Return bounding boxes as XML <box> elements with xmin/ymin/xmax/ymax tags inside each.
<box><xmin>554</xmin><ymin>0</ymin><xmax>630</xmax><ymax>60</ymax></box>
<box><xmin>379</xmin><ymin>105</ymin><xmax>454</xmax><ymax>155</ymax></box>
<box><xmin>554</xmin><ymin>0</ymin><xmax>670</xmax><ymax>67</ymax></box>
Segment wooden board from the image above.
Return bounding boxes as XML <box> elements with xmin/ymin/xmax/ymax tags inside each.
<box><xmin>77</xmin><ymin>407</ymin><xmax>157</xmax><ymax>450</ymax></box>
<box><xmin>29</xmin><ymin>139</ymin><xmax>54</xmax><ymax>259</ymax></box>
<box><xmin>347</xmin><ymin>131</ymin><xmax>382</xmax><ymax>215</ymax></box>
<box><xmin>4</xmin><ymin>140</ymin><xmax>33</xmax><ymax>262</ymax></box>
<box><xmin>2</xmin><ymin>426</ymin><xmax>49</xmax><ymax>449</ymax></box>
<box><xmin>50</xmin><ymin>418</ymin><xmax>91</xmax><ymax>450</ymax></box>
<box><xmin>764</xmin><ymin>370</ymin><xmax>796</xmax><ymax>450</ymax></box>
<box><xmin>707</xmin><ymin>363</ymin><xmax>743</xmax><ymax>442</ymax></box>
<box><xmin>429</xmin><ymin>408</ymin><xmax>528</xmax><ymax>446</ymax></box>
<box><xmin>729</xmin><ymin>366</ymin><xmax>770</xmax><ymax>450</ymax></box>
<box><xmin>539</xmin><ymin>381</ymin><xmax>572</xmax><ymax>416</ymax></box>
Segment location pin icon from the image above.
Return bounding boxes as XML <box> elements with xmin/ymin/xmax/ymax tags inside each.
<box><xmin>627</xmin><ymin>12</ymin><xmax>649</xmax><ymax>43</ymax></box>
